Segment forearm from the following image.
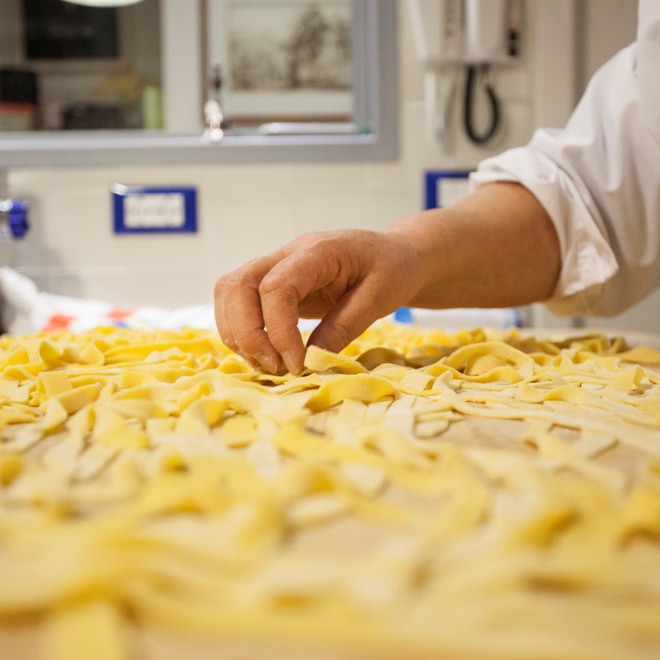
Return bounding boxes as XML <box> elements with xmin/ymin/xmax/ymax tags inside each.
<box><xmin>387</xmin><ymin>182</ymin><xmax>561</xmax><ymax>310</ymax></box>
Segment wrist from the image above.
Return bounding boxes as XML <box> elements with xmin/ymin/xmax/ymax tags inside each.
<box><xmin>385</xmin><ymin>209</ymin><xmax>465</xmax><ymax>307</ymax></box>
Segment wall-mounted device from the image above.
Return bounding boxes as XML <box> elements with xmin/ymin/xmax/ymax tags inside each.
<box><xmin>406</xmin><ymin>0</ymin><xmax>523</xmax><ymax>147</ymax></box>
<box><xmin>0</xmin><ymin>198</ymin><xmax>29</xmax><ymax>269</ymax></box>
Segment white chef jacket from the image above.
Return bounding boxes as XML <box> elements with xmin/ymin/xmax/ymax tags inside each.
<box><xmin>471</xmin><ymin>0</ymin><xmax>660</xmax><ymax>317</ymax></box>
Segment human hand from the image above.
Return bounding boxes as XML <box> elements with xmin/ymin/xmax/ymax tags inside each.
<box><xmin>214</xmin><ymin>229</ymin><xmax>422</xmax><ymax>374</ymax></box>
<box><xmin>214</xmin><ymin>183</ymin><xmax>560</xmax><ymax>375</ymax></box>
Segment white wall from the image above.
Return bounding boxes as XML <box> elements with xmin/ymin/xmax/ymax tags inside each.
<box><xmin>7</xmin><ymin>0</ymin><xmax>547</xmax><ymax>306</ymax></box>
<box><xmin>6</xmin><ymin>0</ymin><xmax>653</xmax><ymax>334</ymax></box>
<box><xmin>577</xmin><ymin>0</ymin><xmax>638</xmax><ymax>93</ymax></box>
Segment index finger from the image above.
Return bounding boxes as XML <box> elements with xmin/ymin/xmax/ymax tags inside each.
<box><xmin>214</xmin><ymin>253</ymin><xmax>285</xmax><ymax>373</ymax></box>
<box><xmin>258</xmin><ymin>247</ymin><xmax>341</xmax><ymax>374</ymax></box>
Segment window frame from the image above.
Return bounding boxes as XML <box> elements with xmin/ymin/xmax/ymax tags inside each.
<box><xmin>0</xmin><ymin>0</ymin><xmax>397</xmax><ymax>168</ymax></box>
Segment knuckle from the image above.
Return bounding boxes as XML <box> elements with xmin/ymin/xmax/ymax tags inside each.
<box><xmin>259</xmin><ymin>272</ymin><xmax>290</xmax><ymax>298</ymax></box>
<box><xmin>296</xmin><ymin>230</ymin><xmax>325</xmax><ymax>246</ymax></box>
<box><xmin>297</xmin><ymin>232</ymin><xmax>343</xmax><ymax>260</ymax></box>
<box><xmin>223</xmin><ymin>272</ymin><xmax>250</xmax><ymax>295</ymax></box>
<box><xmin>307</xmin><ymin>233</ymin><xmax>339</xmax><ymax>253</ymax></box>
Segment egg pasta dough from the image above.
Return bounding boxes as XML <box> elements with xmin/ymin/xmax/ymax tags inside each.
<box><xmin>0</xmin><ymin>323</ymin><xmax>659</xmax><ymax>659</ymax></box>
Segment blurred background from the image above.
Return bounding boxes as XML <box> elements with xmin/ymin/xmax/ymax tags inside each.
<box><xmin>0</xmin><ymin>0</ymin><xmax>651</xmax><ymax>334</ymax></box>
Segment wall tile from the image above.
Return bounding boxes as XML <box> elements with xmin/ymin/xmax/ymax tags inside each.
<box><xmin>46</xmin><ymin>268</ymin><xmax>211</xmax><ymax>308</ymax></box>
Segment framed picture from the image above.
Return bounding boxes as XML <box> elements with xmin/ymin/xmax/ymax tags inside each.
<box><xmin>207</xmin><ymin>0</ymin><xmax>353</xmax><ymax>123</ymax></box>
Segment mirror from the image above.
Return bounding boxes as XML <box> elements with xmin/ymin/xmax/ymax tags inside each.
<box><xmin>0</xmin><ymin>0</ymin><xmax>397</xmax><ymax>166</ymax></box>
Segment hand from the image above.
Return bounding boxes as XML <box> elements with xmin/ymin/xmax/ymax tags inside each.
<box><xmin>214</xmin><ymin>229</ymin><xmax>422</xmax><ymax>374</ymax></box>
<box><xmin>214</xmin><ymin>184</ymin><xmax>560</xmax><ymax>375</ymax></box>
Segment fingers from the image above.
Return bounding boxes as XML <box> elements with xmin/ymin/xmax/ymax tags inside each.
<box><xmin>306</xmin><ymin>276</ymin><xmax>391</xmax><ymax>354</ymax></box>
<box><xmin>214</xmin><ymin>256</ymin><xmax>283</xmax><ymax>373</ymax></box>
<box><xmin>259</xmin><ymin>247</ymin><xmax>340</xmax><ymax>374</ymax></box>
<box><xmin>214</xmin><ymin>230</ymin><xmax>400</xmax><ymax>374</ymax></box>
<box><xmin>215</xmin><ymin>240</ymin><xmax>337</xmax><ymax>375</ymax></box>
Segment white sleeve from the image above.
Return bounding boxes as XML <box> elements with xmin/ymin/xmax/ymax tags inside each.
<box><xmin>470</xmin><ymin>0</ymin><xmax>660</xmax><ymax>317</ymax></box>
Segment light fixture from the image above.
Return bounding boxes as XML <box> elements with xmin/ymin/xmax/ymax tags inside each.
<box><xmin>61</xmin><ymin>0</ymin><xmax>143</xmax><ymax>7</ymax></box>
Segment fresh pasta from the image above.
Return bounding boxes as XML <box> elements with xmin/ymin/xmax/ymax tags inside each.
<box><xmin>0</xmin><ymin>323</ymin><xmax>659</xmax><ymax>659</ymax></box>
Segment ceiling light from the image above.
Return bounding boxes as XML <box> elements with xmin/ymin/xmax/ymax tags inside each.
<box><xmin>61</xmin><ymin>0</ymin><xmax>143</xmax><ymax>7</ymax></box>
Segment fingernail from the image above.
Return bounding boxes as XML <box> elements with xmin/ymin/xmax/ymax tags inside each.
<box><xmin>258</xmin><ymin>353</ymin><xmax>279</xmax><ymax>374</ymax></box>
<box><xmin>282</xmin><ymin>351</ymin><xmax>302</xmax><ymax>375</ymax></box>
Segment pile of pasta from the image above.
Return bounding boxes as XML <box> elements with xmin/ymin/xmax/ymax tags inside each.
<box><xmin>0</xmin><ymin>322</ymin><xmax>660</xmax><ymax>659</ymax></box>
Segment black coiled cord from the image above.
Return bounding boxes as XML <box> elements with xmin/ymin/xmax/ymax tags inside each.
<box><xmin>463</xmin><ymin>64</ymin><xmax>501</xmax><ymax>146</ymax></box>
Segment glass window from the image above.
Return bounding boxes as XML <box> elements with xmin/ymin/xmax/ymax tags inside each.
<box><xmin>0</xmin><ymin>0</ymin><xmax>397</xmax><ymax>166</ymax></box>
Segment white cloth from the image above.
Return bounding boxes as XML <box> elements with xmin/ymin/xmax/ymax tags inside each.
<box><xmin>0</xmin><ymin>268</ymin><xmax>520</xmax><ymax>336</ymax></box>
<box><xmin>471</xmin><ymin>0</ymin><xmax>660</xmax><ymax>317</ymax></box>
<box><xmin>0</xmin><ymin>267</ymin><xmax>217</xmax><ymax>335</ymax></box>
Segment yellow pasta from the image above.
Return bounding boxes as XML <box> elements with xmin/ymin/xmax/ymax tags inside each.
<box><xmin>0</xmin><ymin>323</ymin><xmax>658</xmax><ymax>659</ymax></box>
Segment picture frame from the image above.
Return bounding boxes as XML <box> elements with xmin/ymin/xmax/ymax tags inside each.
<box><xmin>206</xmin><ymin>0</ymin><xmax>353</xmax><ymax>124</ymax></box>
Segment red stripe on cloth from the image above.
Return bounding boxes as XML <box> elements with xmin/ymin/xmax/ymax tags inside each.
<box><xmin>43</xmin><ymin>314</ymin><xmax>74</xmax><ymax>332</ymax></box>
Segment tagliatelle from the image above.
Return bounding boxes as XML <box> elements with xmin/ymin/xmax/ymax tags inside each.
<box><xmin>0</xmin><ymin>323</ymin><xmax>659</xmax><ymax>659</ymax></box>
